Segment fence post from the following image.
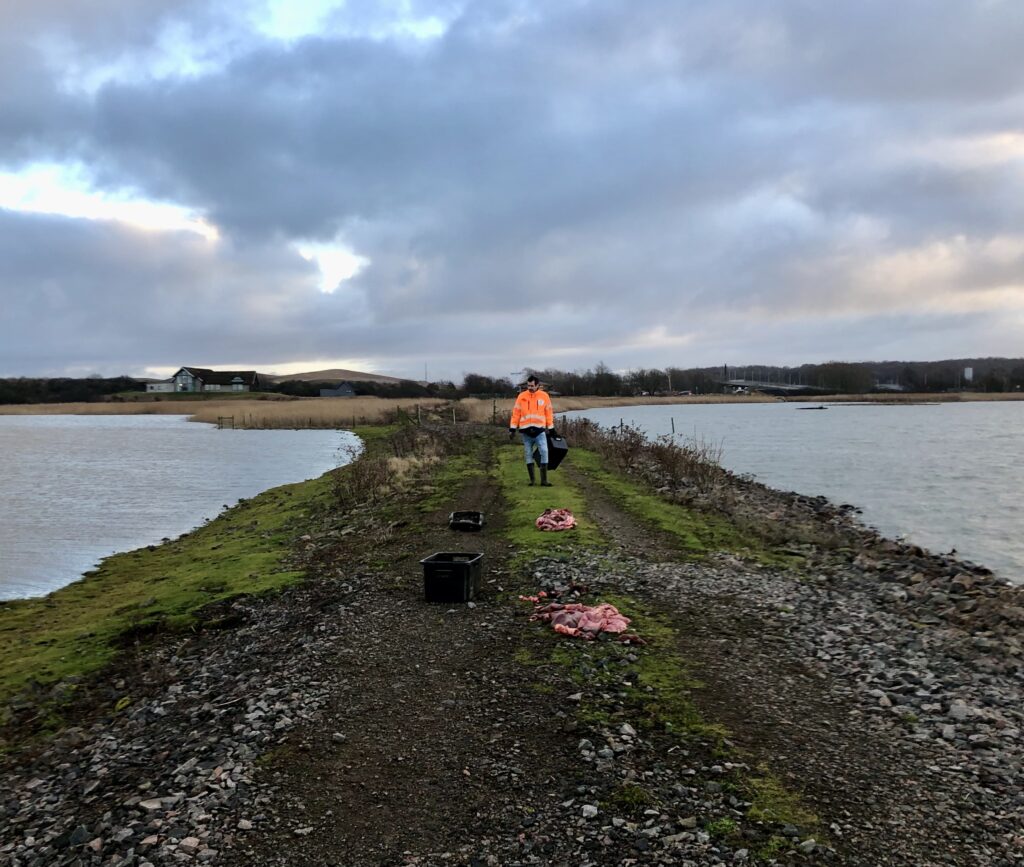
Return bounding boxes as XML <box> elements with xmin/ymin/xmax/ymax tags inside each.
<box><xmin>671</xmin><ymin>417</ymin><xmax>675</xmax><ymax>434</ymax></box>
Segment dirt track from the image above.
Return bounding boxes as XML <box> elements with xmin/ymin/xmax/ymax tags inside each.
<box><xmin>3</xmin><ymin>428</ymin><xmax>1021</xmax><ymax>866</ymax></box>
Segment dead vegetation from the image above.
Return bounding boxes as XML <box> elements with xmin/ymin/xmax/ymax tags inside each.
<box><xmin>560</xmin><ymin>417</ymin><xmax>730</xmax><ymax>497</ymax></box>
<box><xmin>0</xmin><ymin>397</ymin><xmax>449</xmax><ymax>427</ymax></box>
<box><xmin>330</xmin><ymin>422</ymin><xmax>477</xmax><ymax>510</ymax></box>
<box><xmin>2</xmin><ymin>390</ymin><xmax>1021</xmax><ymax>431</ymax></box>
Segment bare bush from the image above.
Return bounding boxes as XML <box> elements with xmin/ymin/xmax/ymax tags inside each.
<box><xmin>647</xmin><ymin>433</ymin><xmax>728</xmax><ymax>496</ymax></box>
<box><xmin>331</xmin><ymin>444</ymin><xmax>392</xmax><ymax>509</ymax></box>
<box><xmin>559</xmin><ymin>417</ymin><xmax>728</xmax><ymax>496</ymax></box>
<box><xmin>330</xmin><ymin>422</ymin><xmax>477</xmax><ymax>511</ymax></box>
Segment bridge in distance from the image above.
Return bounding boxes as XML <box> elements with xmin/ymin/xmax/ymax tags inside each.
<box><xmin>720</xmin><ymin>378</ymin><xmax>831</xmax><ymax>396</ymax></box>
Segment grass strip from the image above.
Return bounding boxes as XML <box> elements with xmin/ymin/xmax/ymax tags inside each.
<box><xmin>517</xmin><ymin>585</ymin><xmax>824</xmax><ymax>855</ymax></box>
<box><xmin>495</xmin><ymin>443</ymin><xmax>604</xmax><ymax>556</ymax></box>
<box><xmin>570</xmin><ymin>448</ymin><xmax>794</xmax><ymax>566</ymax></box>
<box><xmin>0</xmin><ymin>464</ymin><xmax>348</xmax><ymax>713</ymax></box>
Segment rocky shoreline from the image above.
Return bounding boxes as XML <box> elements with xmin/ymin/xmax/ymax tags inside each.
<box><xmin>2</xmin><ymin>426</ymin><xmax>1023</xmax><ymax>866</ymax></box>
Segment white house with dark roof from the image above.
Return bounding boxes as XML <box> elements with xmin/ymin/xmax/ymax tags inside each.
<box><xmin>146</xmin><ymin>367</ymin><xmax>264</xmax><ymax>393</ymax></box>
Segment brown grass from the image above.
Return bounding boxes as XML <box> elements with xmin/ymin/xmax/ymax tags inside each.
<box><xmin>187</xmin><ymin>397</ymin><xmax>448</xmax><ymax>428</ymax></box>
<box><xmin>1</xmin><ymin>390</ymin><xmax>1020</xmax><ymax>429</ymax></box>
<box><xmin>0</xmin><ymin>397</ymin><xmax>449</xmax><ymax>428</ymax></box>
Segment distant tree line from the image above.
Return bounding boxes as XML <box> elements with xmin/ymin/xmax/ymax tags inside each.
<box><xmin>455</xmin><ymin>357</ymin><xmax>1024</xmax><ymax>397</ymax></box>
<box><xmin>5</xmin><ymin>356</ymin><xmax>1022</xmax><ymax>405</ymax></box>
<box><xmin>0</xmin><ymin>376</ymin><xmax>145</xmax><ymax>405</ymax></box>
<box><xmin>268</xmin><ymin>379</ymin><xmax>450</xmax><ymax>399</ymax></box>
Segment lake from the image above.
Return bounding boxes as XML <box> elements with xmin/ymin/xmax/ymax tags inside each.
<box><xmin>565</xmin><ymin>401</ymin><xmax>1024</xmax><ymax>583</ymax></box>
<box><xmin>0</xmin><ymin>415</ymin><xmax>357</xmax><ymax>600</ymax></box>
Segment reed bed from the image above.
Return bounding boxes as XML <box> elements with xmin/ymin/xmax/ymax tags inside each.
<box><xmin>0</xmin><ymin>397</ymin><xmax>449</xmax><ymax>428</ymax></box>
<box><xmin>457</xmin><ymin>393</ymin><xmax>781</xmax><ymax>424</ymax></box>
<box><xmin>1</xmin><ymin>390</ymin><xmax>1019</xmax><ymax>429</ymax></box>
<box><xmin>188</xmin><ymin>397</ymin><xmax>449</xmax><ymax>428</ymax></box>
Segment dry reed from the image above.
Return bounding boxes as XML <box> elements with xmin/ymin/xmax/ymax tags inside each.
<box><xmin>0</xmin><ymin>397</ymin><xmax>448</xmax><ymax>428</ymax></box>
<box><xmin>187</xmin><ymin>397</ymin><xmax>448</xmax><ymax>428</ymax></box>
<box><xmin>1</xmin><ymin>390</ymin><xmax>1019</xmax><ymax>429</ymax></box>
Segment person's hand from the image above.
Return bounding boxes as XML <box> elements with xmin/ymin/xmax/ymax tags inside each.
<box><xmin>508</xmin><ymin>428</ymin><xmax>516</xmax><ymax>440</ymax></box>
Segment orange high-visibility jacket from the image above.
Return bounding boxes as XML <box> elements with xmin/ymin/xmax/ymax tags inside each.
<box><xmin>510</xmin><ymin>389</ymin><xmax>554</xmax><ymax>430</ymax></box>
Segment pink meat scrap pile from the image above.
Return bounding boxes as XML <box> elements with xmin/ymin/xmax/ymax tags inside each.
<box><xmin>535</xmin><ymin>508</ymin><xmax>577</xmax><ymax>531</ymax></box>
<box><xmin>529</xmin><ymin>601</ymin><xmax>643</xmax><ymax>643</ymax></box>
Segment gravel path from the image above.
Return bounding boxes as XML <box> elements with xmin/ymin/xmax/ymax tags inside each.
<box><xmin>3</xmin><ymin>431</ymin><xmax>1023</xmax><ymax>866</ymax></box>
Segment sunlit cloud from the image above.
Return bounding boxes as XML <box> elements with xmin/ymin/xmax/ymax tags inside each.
<box><xmin>255</xmin><ymin>0</ymin><xmax>451</xmax><ymax>42</ymax></box>
<box><xmin>0</xmin><ymin>163</ymin><xmax>219</xmax><ymax>240</ymax></box>
<box><xmin>256</xmin><ymin>0</ymin><xmax>345</xmax><ymax>41</ymax></box>
<box><xmin>628</xmin><ymin>326</ymin><xmax>695</xmax><ymax>350</ymax></box>
<box><xmin>5</xmin><ymin>2</ymin><xmax>1024</xmax><ymax>380</ymax></box>
<box><xmin>295</xmin><ymin>241</ymin><xmax>369</xmax><ymax>293</ymax></box>
<box><xmin>37</xmin><ymin>21</ymin><xmax>240</xmax><ymax>96</ymax></box>
<box><xmin>888</xmin><ymin>131</ymin><xmax>1024</xmax><ymax>170</ymax></box>
<box><xmin>145</xmin><ymin>358</ymin><xmax>382</xmax><ymax>378</ymax></box>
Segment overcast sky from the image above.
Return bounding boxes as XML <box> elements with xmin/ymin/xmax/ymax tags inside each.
<box><xmin>2</xmin><ymin>0</ymin><xmax>1023</xmax><ymax>381</ymax></box>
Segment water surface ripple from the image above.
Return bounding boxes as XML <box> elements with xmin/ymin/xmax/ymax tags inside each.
<box><xmin>0</xmin><ymin>415</ymin><xmax>356</xmax><ymax>600</ymax></box>
<box><xmin>566</xmin><ymin>401</ymin><xmax>1024</xmax><ymax>583</ymax></box>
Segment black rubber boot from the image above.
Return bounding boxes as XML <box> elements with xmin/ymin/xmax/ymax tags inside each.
<box><xmin>540</xmin><ymin>464</ymin><xmax>552</xmax><ymax>486</ymax></box>
<box><xmin>527</xmin><ymin>463</ymin><xmax>536</xmax><ymax>486</ymax></box>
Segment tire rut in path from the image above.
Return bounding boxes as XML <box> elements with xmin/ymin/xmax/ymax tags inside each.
<box><xmin>563</xmin><ymin>459</ymin><xmax>981</xmax><ymax>866</ymax></box>
<box><xmin>223</xmin><ymin>456</ymin><xmax>584</xmax><ymax>866</ymax></box>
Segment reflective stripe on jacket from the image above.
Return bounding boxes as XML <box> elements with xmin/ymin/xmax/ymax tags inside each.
<box><xmin>510</xmin><ymin>389</ymin><xmax>554</xmax><ymax>430</ymax></box>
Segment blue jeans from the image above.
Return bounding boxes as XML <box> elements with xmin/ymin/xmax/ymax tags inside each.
<box><xmin>520</xmin><ymin>430</ymin><xmax>549</xmax><ymax>465</ymax></box>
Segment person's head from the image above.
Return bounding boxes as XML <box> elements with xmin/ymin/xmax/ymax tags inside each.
<box><xmin>526</xmin><ymin>375</ymin><xmax>540</xmax><ymax>392</ymax></box>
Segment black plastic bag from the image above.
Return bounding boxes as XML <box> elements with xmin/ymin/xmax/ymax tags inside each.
<box><xmin>545</xmin><ymin>429</ymin><xmax>569</xmax><ymax>470</ymax></box>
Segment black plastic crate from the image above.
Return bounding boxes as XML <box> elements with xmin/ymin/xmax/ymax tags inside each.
<box><xmin>545</xmin><ymin>430</ymin><xmax>569</xmax><ymax>470</ymax></box>
<box><xmin>421</xmin><ymin>552</ymin><xmax>483</xmax><ymax>603</ymax></box>
<box><xmin>448</xmin><ymin>510</ymin><xmax>485</xmax><ymax>532</ymax></box>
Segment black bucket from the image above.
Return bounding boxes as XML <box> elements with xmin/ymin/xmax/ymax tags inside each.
<box><xmin>421</xmin><ymin>552</ymin><xmax>483</xmax><ymax>603</ymax></box>
<box><xmin>448</xmin><ymin>511</ymin><xmax>485</xmax><ymax>532</ymax></box>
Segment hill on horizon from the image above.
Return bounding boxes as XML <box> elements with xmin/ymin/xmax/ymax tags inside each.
<box><xmin>268</xmin><ymin>368</ymin><xmax>408</xmax><ymax>385</ymax></box>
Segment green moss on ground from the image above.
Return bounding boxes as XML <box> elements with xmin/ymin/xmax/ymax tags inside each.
<box><xmin>604</xmin><ymin>782</ymin><xmax>658</xmax><ymax>817</ymax></box>
<box><xmin>0</xmin><ymin>468</ymin><xmax>339</xmax><ymax>708</ymax></box>
<box><xmin>518</xmin><ymin>586</ymin><xmax>822</xmax><ymax>844</ymax></box>
<box><xmin>352</xmin><ymin>424</ymin><xmax>396</xmax><ymax>443</ymax></box>
<box><xmin>570</xmin><ymin>449</ymin><xmax>794</xmax><ymax>565</ymax></box>
<box><xmin>595</xmin><ymin>593</ymin><xmax>729</xmax><ymax>744</ymax></box>
<box><xmin>705</xmin><ymin>817</ymin><xmax>738</xmax><ymax>839</ymax></box>
<box><xmin>495</xmin><ymin>444</ymin><xmax>604</xmax><ymax>555</ymax></box>
<box><xmin>746</xmin><ymin>771</ymin><xmax>820</xmax><ymax>828</ymax></box>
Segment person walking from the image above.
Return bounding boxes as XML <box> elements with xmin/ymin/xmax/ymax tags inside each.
<box><xmin>509</xmin><ymin>374</ymin><xmax>554</xmax><ymax>486</ymax></box>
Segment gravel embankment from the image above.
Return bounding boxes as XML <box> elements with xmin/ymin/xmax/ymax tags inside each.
<box><xmin>3</xmin><ymin>441</ymin><xmax>1023</xmax><ymax>866</ymax></box>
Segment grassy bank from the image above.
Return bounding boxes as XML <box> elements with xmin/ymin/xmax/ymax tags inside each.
<box><xmin>0</xmin><ymin>420</ymin><xmax>826</xmax><ymax>854</ymax></box>
<box><xmin>0</xmin><ymin>396</ymin><xmax>448</xmax><ymax>427</ymax></box>
<box><xmin>2</xmin><ymin>390</ymin><xmax>1020</xmax><ymax>430</ymax></box>
<box><xmin>495</xmin><ymin>444</ymin><xmax>603</xmax><ymax>552</ymax></box>
<box><xmin>493</xmin><ymin>440</ymin><xmax>823</xmax><ymax>853</ymax></box>
<box><xmin>0</xmin><ymin>466</ymin><xmax>338</xmax><ymax>722</ymax></box>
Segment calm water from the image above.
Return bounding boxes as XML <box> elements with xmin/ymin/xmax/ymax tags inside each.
<box><xmin>566</xmin><ymin>401</ymin><xmax>1024</xmax><ymax>583</ymax></box>
<box><xmin>0</xmin><ymin>415</ymin><xmax>358</xmax><ymax>600</ymax></box>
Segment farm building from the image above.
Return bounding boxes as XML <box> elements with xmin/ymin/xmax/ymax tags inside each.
<box><xmin>146</xmin><ymin>367</ymin><xmax>264</xmax><ymax>393</ymax></box>
<box><xmin>319</xmin><ymin>383</ymin><xmax>356</xmax><ymax>398</ymax></box>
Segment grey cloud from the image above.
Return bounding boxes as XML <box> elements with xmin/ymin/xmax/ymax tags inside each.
<box><xmin>2</xmin><ymin>1</ymin><xmax>1024</xmax><ymax>379</ymax></box>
